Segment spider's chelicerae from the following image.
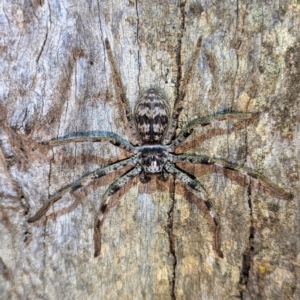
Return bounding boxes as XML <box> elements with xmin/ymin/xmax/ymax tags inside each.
<box><xmin>28</xmin><ymin>38</ymin><xmax>293</xmax><ymax>257</ymax></box>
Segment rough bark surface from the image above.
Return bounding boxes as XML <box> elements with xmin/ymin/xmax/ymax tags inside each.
<box><xmin>0</xmin><ymin>0</ymin><xmax>299</xmax><ymax>299</ymax></box>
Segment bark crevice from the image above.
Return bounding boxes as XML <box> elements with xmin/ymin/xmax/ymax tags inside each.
<box><xmin>167</xmin><ymin>177</ymin><xmax>177</xmax><ymax>300</ymax></box>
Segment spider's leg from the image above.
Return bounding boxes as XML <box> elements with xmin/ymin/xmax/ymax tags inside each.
<box><xmin>28</xmin><ymin>157</ymin><xmax>137</xmax><ymax>222</ymax></box>
<box><xmin>163</xmin><ymin>37</ymin><xmax>202</xmax><ymax>145</ymax></box>
<box><xmin>41</xmin><ymin>131</ymin><xmax>134</xmax><ymax>153</ymax></box>
<box><xmin>94</xmin><ymin>164</ymin><xmax>142</xmax><ymax>257</ymax></box>
<box><xmin>170</xmin><ymin>154</ymin><xmax>293</xmax><ymax>199</ymax></box>
<box><xmin>170</xmin><ymin>112</ymin><xmax>257</xmax><ymax>150</ymax></box>
<box><xmin>105</xmin><ymin>39</ymin><xmax>142</xmax><ymax>145</ymax></box>
<box><xmin>164</xmin><ymin>162</ymin><xmax>223</xmax><ymax>258</ymax></box>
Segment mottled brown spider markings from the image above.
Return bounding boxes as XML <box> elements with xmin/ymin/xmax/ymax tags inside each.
<box><xmin>28</xmin><ymin>37</ymin><xmax>293</xmax><ymax>258</ymax></box>
<box><xmin>134</xmin><ymin>88</ymin><xmax>170</xmax><ymax>143</ymax></box>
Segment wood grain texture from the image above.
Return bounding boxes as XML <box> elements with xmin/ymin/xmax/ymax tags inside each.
<box><xmin>0</xmin><ymin>0</ymin><xmax>299</xmax><ymax>299</ymax></box>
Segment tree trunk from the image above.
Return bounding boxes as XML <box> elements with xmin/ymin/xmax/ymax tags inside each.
<box><xmin>0</xmin><ymin>0</ymin><xmax>299</xmax><ymax>299</ymax></box>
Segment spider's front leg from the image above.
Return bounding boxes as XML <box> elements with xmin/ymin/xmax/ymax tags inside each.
<box><xmin>170</xmin><ymin>154</ymin><xmax>293</xmax><ymax>199</ymax></box>
<box><xmin>28</xmin><ymin>157</ymin><xmax>137</xmax><ymax>223</ymax></box>
<box><xmin>164</xmin><ymin>162</ymin><xmax>223</xmax><ymax>258</ymax></box>
<box><xmin>104</xmin><ymin>39</ymin><xmax>142</xmax><ymax>145</ymax></box>
<box><xmin>161</xmin><ymin>34</ymin><xmax>258</xmax><ymax>148</ymax></box>
<box><xmin>170</xmin><ymin>111</ymin><xmax>258</xmax><ymax>150</ymax></box>
<box><xmin>94</xmin><ymin>165</ymin><xmax>142</xmax><ymax>257</ymax></box>
<box><xmin>163</xmin><ymin>37</ymin><xmax>202</xmax><ymax>144</ymax></box>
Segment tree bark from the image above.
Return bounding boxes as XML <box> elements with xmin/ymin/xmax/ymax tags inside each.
<box><xmin>0</xmin><ymin>0</ymin><xmax>299</xmax><ymax>299</ymax></box>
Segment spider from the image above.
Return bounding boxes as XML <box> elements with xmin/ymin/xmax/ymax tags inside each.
<box><xmin>28</xmin><ymin>37</ymin><xmax>293</xmax><ymax>258</ymax></box>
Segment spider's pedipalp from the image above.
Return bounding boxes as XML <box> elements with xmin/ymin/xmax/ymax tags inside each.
<box><xmin>158</xmin><ymin>169</ymin><xmax>169</xmax><ymax>182</ymax></box>
<box><xmin>163</xmin><ymin>37</ymin><xmax>202</xmax><ymax>145</ymax></box>
<box><xmin>139</xmin><ymin>171</ymin><xmax>151</xmax><ymax>183</ymax></box>
<box><xmin>164</xmin><ymin>162</ymin><xmax>223</xmax><ymax>258</ymax></box>
<box><xmin>105</xmin><ymin>39</ymin><xmax>142</xmax><ymax>145</ymax></box>
<box><xmin>28</xmin><ymin>157</ymin><xmax>137</xmax><ymax>223</ymax></box>
<box><xmin>171</xmin><ymin>154</ymin><xmax>293</xmax><ymax>199</ymax></box>
<box><xmin>170</xmin><ymin>111</ymin><xmax>257</xmax><ymax>150</ymax></box>
<box><xmin>41</xmin><ymin>131</ymin><xmax>135</xmax><ymax>153</ymax></box>
<box><xmin>94</xmin><ymin>164</ymin><xmax>142</xmax><ymax>257</ymax></box>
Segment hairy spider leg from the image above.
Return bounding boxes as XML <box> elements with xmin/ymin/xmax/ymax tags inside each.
<box><xmin>163</xmin><ymin>37</ymin><xmax>202</xmax><ymax>144</ymax></box>
<box><xmin>170</xmin><ymin>154</ymin><xmax>293</xmax><ymax>200</ymax></box>
<box><xmin>94</xmin><ymin>165</ymin><xmax>142</xmax><ymax>257</ymax></box>
<box><xmin>164</xmin><ymin>162</ymin><xmax>223</xmax><ymax>258</ymax></box>
<box><xmin>41</xmin><ymin>131</ymin><xmax>134</xmax><ymax>153</ymax></box>
<box><xmin>28</xmin><ymin>157</ymin><xmax>137</xmax><ymax>223</ymax></box>
<box><xmin>105</xmin><ymin>39</ymin><xmax>142</xmax><ymax>145</ymax></box>
<box><xmin>169</xmin><ymin>112</ymin><xmax>257</xmax><ymax>150</ymax></box>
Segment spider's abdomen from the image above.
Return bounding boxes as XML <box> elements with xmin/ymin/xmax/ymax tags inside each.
<box><xmin>134</xmin><ymin>88</ymin><xmax>170</xmax><ymax>143</ymax></box>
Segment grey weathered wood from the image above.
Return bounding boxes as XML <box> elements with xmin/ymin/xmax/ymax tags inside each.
<box><xmin>0</xmin><ymin>0</ymin><xmax>299</xmax><ymax>299</ymax></box>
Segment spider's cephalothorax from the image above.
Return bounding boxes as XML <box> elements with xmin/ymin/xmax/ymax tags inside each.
<box><xmin>28</xmin><ymin>37</ymin><xmax>293</xmax><ymax>258</ymax></box>
<box><xmin>134</xmin><ymin>88</ymin><xmax>170</xmax><ymax>143</ymax></box>
<box><xmin>136</xmin><ymin>145</ymin><xmax>169</xmax><ymax>174</ymax></box>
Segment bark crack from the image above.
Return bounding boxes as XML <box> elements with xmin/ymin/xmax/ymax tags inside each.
<box><xmin>166</xmin><ymin>3</ymin><xmax>187</xmax><ymax>296</ymax></box>
<box><xmin>20</xmin><ymin>108</ymin><xmax>28</xmax><ymax>132</ymax></box>
<box><xmin>42</xmin><ymin>217</ymin><xmax>47</xmax><ymax>294</ymax></box>
<box><xmin>97</xmin><ymin>0</ymin><xmax>108</xmax><ymax>92</ymax></box>
<box><xmin>135</xmin><ymin>0</ymin><xmax>141</xmax><ymax>91</ymax></box>
<box><xmin>239</xmin><ymin>183</ymin><xmax>254</xmax><ymax>299</ymax></box>
<box><xmin>167</xmin><ymin>177</ymin><xmax>177</xmax><ymax>300</ymax></box>
<box><xmin>175</xmin><ymin>0</ymin><xmax>186</xmax><ymax>102</ymax></box>
<box><xmin>44</xmin><ymin>148</ymin><xmax>53</xmax><ymax>295</ymax></box>
<box><xmin>48</xmin><ymin>149</ymin><xmax>54</xmax><ymax>199</ymax></box>
<box><xmin>232</xmin><ymin>0</ymin><xmax>240</xmax><ymax>110</ymax></box>
<box><xmin>239</xmin><ymin>112</ymin><xmax>254</xmax><ymax>298</ymax></box>
<box><xmin>36</xmin><ymin>26</ymin><xmax>49</xmax><ymax>64</ymax></box>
